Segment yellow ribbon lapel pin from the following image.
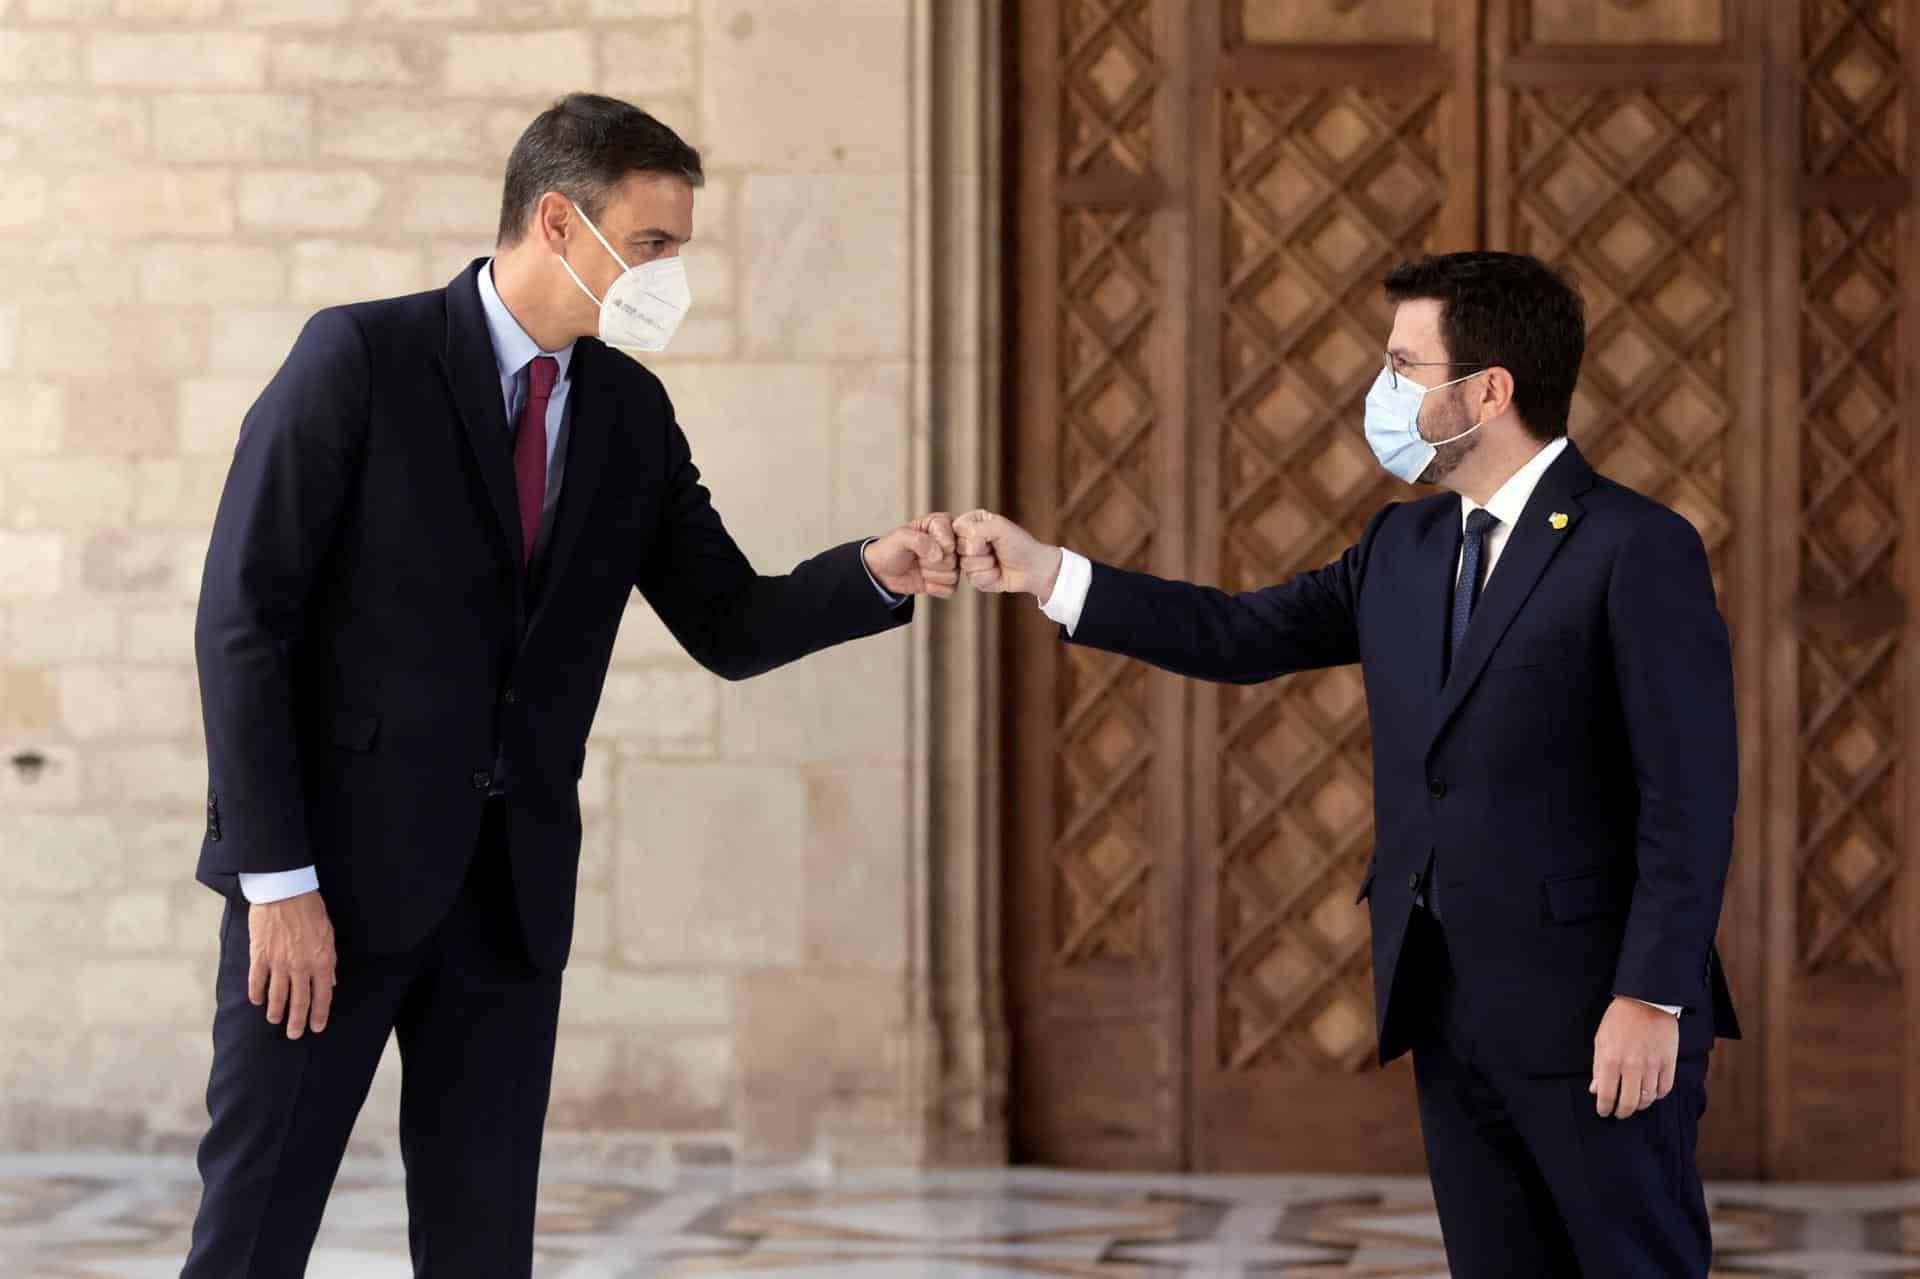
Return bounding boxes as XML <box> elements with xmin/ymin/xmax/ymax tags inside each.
<box><xmin>1548</xmin><ymin>512</ymin><xmax>1570</xmax><ymax>531</ymax></box>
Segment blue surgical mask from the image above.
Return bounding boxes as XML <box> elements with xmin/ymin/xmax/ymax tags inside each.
<box><xmin>1363</xmin><ymin>363</ymin><xmax>1487</xmax><ymax>484</ymax></box>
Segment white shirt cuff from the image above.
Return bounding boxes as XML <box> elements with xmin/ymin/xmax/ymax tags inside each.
<box><xmin>238</xmin><ymin>866</ymin><xmax>320</xmax><ymax>904</ymax></box>
<box><xmin>1625</xmin><ymin>997</ymin><xmax>1683</xmax><ymax>1018</ymax></box>
<box><xmin>1038</xmin><ymin>548</ymin><xmax>1092</xmax><ymax>635</ymax></box>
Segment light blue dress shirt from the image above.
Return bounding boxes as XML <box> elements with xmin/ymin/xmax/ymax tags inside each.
<box><xmin>237</xmin><ymin>262</ymin><xmax>577</xmax><ymax>905</ymax></box>
<box><xmin>238</xmin><ymin>261</ymin><xmax>904</xmax><ymax>906</ymax></box>
<box><xmin>477</xmin><ymin>258</ymin><xmax>576</xmax><ymax>548</ymax></box>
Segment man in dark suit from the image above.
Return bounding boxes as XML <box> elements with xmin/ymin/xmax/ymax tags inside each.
<box><xmin>956</xmin><ymin>252</ymin><xmax>1740</xmax><ymax>1277</ymax></box>
<box><xmin>183</xmin><ymin>94</ymin><xmax>959</xmax><ymax>1278</ymax></box>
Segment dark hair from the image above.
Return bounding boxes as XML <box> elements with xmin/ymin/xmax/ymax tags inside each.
<box><xmin>1382</xmin><ymin>252</ymin><xmax>1586</xmax><ymax>441</ymax></box>
<box><xmin>496</xmin><ymin>93</ymin><xmax>705</xmax><ymax>246</ymax></box>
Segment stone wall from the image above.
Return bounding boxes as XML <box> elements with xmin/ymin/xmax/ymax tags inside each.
<box><xmin>0</xmin><ymin>0</ymin><xmax>1003</xmax><ymax>1169</ymax></box>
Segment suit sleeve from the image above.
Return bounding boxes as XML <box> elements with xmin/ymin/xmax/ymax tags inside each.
<box><xmin>1607</xmin><ymin>510</ymin><xmax>1737</xmax><ymax>1010</ymax></box>
<box><xmin>194</xmin><ymin>308</ymin><xmax>369</xmax><ymax>876</ymax></box>
<box><xmin>1066</xmin><ymin>505</ymin><xmax>1392</xmax><ymax>684</ymax></box>
<box><xmin>635</xmin><ymin>390</ymin><xmax>910</xmax><ymax>682</ymax></box>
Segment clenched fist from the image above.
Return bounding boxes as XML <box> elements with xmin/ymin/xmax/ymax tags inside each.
<box><xmin>953</xmin><ymin>510</ymin><xmax>1064</xmax><ymax>601</ymax></box>
<box><xmin>864</xmin><ymin>512</ymin><xmax>961</xmax><ymax>598</ymax></box>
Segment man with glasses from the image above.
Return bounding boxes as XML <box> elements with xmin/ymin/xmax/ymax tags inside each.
<box><xmin>954</xmin><ymin>251</ymin><xmax>1741</xmax><ymax>1277</ymax></box>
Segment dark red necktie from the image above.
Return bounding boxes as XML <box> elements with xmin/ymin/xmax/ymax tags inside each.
<box><xmin>512</xmin><ymin>355</ymin><xmax>559</xmax><ymax>565</ymax></box>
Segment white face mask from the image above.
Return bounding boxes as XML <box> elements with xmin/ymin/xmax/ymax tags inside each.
<box><xmin>1363</xmin><ymin>361</ymin><xmax>1487</xmax><ymax>484</ymax></box>
<box><xmin>557</xmin><ymin>202</ymin><xmax>691</xmax><ymax>352</ymax></box>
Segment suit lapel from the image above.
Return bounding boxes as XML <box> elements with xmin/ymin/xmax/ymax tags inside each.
<box><xmin>1428</xmin><ymin>442</ymin><xmax>1596</xmax><ymax>745</ymax></box>
<box><xmin>439</xmin><ymin>259</ymin><xmax>525</xmax><ymax>615</ymax></box>
<box><xmin>1409</xmin><ymin>499</ymin><xmax>1463</xmax><ymax>702</ymax></box>
<box><xmin>524</xmin><ymin>339</ymin><xmax>610</xmax><ymax>642</ymax></box>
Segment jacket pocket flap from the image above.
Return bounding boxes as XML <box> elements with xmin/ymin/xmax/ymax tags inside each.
<box><xmin>1544</xmin><ymin>870</ymin><xmax>1629</xmax><ymax>923</ymax></box>
<box><xmin>327</xmin><ymin>711</ymin><xmax>379</xmax><ymax>752</ymax></box>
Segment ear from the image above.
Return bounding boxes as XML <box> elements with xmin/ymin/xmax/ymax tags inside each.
<box><xmin>532</xmin><ymin>192</ymin><xmax>574</xmax><ymax>248</ymax></box>
<box><xmin>1477</xmin><ymin>365</ymin><xmax>1516</xmax><ymax>422</ymax></box>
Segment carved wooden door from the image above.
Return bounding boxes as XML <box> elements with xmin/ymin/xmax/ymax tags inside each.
<box><xmin>1008</xmin><ymin>0</ymin><xmax>1919</xmax><ymax>1177</ymax></box>
<box><xmin>1756</xmin><ymin>0</ymin><xmax>1918</xmax><ymax>1180</ymax></box>
<box><xmin>1007</xmin><ymin>0</ymin><xmax>1195</xmax><ymax>1170</ymax></box>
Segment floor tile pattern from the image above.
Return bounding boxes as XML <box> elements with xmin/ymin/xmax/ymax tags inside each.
<box><xmin>3</xmin><ymin>1157</ymin><xmax>1918</xmax><ymax>1277</ymax></box>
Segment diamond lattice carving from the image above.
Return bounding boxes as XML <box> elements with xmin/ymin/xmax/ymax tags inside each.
<box><xmin>1801</xmin><ymin>210</ymin><xmax>1901</xmax><ymax>598</ymax></box>
<box><xmin>1061</xmin><ymin>0</ymin><xmax>1157</xmax><ymax>177</ymax></box>
<box><xmin>1795</xmin><ymin>204</ymin><xmax>1904</xmax><ymax>974</ymax></box>
<box><xmin>1797</xmin><ymin>633</ymin><xmax>1900</xmax><ymax>973</ymax></box>
<box><xmin>1052</xmin><ymin>204</ymin><xmax>1161</xmax><ymax>968</ymax></box>
<box><xmin>1792</xmin><ymin>0</ymin><xmax>1907</xmax><ymax>976</ymax></box>
<box><xmin>1213</xmin><ymin>87</ymin><xmax>1448</xmax><ymax>1073</ymax></box>
<box><xmin>1803</xmin><ymin>0</ymin><xmax>1906</xmax><ymax>177</ymax></box>
<box><xmin>1789</xmin><ymin>2</ymin><xmax>1896</xmax><ymax>975</ymax></box>
<box><xmin>1510</xmin><ymin>88</ymin><xmax>1736</xmax><ymax>583</ymax></box>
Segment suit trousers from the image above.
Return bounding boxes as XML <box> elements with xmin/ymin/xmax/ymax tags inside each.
<box><xmin>182</xmin><ymin>801</ymin><xmax>563</xmax><ymax>1279</ymax></box>
<box><xmin>1400</xmin><ymin>906</ymin><xmax>1713</xmax><ymax>1278</ymax></box>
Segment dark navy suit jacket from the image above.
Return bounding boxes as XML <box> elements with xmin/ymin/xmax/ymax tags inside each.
<box><xmin>1070</xmin><ymin>442</ymin><xmax>1741</xmax><ymax>1074</ymax></box>
<box><xmin>193</xmin><ymin>261</ymin><xmax>910</xmax><ymax>970</ymax></box>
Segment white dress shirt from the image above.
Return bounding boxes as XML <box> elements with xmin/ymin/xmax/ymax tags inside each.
<box><xmin>1451</xmin><ymin>435</ymin><xmax>1568</xmax><ymax>588</ymax></box>
<box><xmin>1041</xmin><ymin>435</ymin><xmax>1680</xmax><ymax>1017</ymax></box>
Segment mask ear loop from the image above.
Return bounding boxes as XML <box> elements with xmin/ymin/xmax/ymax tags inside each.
<box><xmin>557</xmin><ymin>254</ymin><xmax>602</xmax><ymax>309</ymax></box>
<box><xmin>1417</xmin><ymin>369</ymin><xmax>1491</xmax><ymax>448</ymax></box>
<box><xmin>572</xmin><ymin>201</ymin><xmax>633</xmax><ymax>273</ymax></box>
<box><xmin>557</xmin><ymin>201</ymin><xmax>634</xmax><ymax>307</ymax></box>
<box><xmin>1424</xmin><ymin>417</ymin><xmax>1486</xmax><ymax>448</ymax></box>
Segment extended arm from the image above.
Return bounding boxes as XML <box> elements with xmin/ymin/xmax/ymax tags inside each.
<box><xmin>634</xmin><ymin>403</ymin><xmax>919</xmax><ymax>681</ymax></box>
<box><xmin>955</xmin><ymin>507</ymin><xmax>1392</xmax><ymax>683</ymax></box>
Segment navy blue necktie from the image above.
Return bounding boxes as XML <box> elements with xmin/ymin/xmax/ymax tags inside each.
<box><xmin>1419</xmin><ymin>508</ymin><xmax>1499</xmax><ymax>921</ymax></box>
<box><xmin>1448</xmin><ymin>509</ymin><xmax>1499</xmax><ymax>676</ymax></box>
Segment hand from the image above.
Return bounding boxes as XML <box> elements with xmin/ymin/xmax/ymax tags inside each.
<box><xmin>1589</xmin><ymin>996</ymin><xmax>1679</xmax><ymax>1119</ymax></box>
<box><xmin>248</xmin><ymin>890</ymin><xmax>337</xmax><ymax>1040</ymax></box>
<box><xmin>953</xmin><ymin>510</ymin><xmax>1064</xmax><ymax>601</ymax></box>
<box><xmin>865</xmin><ymin>512</ymin><xmax>960</xmax><ymax>598</ymax></box>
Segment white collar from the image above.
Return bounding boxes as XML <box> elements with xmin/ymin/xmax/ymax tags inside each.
<box><xmin>1462</xmin><ymin>435</ymin><xmax>1570</xmax><ymax>530</ymax></box>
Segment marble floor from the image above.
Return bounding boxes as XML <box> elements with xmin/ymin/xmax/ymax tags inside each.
<box><xmin>3</xmin><ymin>1155</ymin><xmax>1919</xmax><ymax>1277</ymax></box>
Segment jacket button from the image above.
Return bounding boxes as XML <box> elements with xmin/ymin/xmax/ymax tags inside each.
<box><xmin>472</xmin><ymin>771</ymin><xmax>492</xmax><ymax>791</ymax></box>
<box><xmin>1428</xmin><ymin>778</ymin><xmax>1447</xmax><ymax>798</ymax></box>
<box><xmin>1407</xmin><ymin>873</ymin><xmax>1421</xmax><ymax>893</ymax></box>
<box><xmin>503</xmin><ymin>686</ymin><xmax>516</xmax><ymax>704</ymax></box>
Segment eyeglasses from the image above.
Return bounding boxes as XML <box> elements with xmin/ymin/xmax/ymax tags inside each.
<box><xmin>1383</xmin><ymin>353</ymin><xmax>1484</xmax><ymax>391</ymax></box>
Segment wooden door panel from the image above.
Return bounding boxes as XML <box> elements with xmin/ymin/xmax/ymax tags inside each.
<box><xmin>1188</xmin><ymin>4</ymin><xmax>1483</xmax><ymax>1175</ymax></box>
<box><xmin>1525</xmin><ymin>0</ymin><xmax>1725</xmax><ymax>47</ymax></box>
<box><xmin>1765</xmin><ymin>0</ymin><xmax>1917</xmax><ymax>1180</ymax></box>
<box><xmin>1008</xmin><ymin>0</ymin><xmax>1190</xmax><ymax>1169</ymax></box>
<box><xmin>1195</xmin><ymin>82</ymin><xmax>1475</xmax><ymax>1172</ymax></box>
<box><xmin>1008</xmin><ymin>0</ymin><xmax>1920</xmax><ymax>1178</ymax></box>
<box><xmin>1231</xmin><ymin>0</ymin><xmax>1441</xmax><ymax>46</ymax></box>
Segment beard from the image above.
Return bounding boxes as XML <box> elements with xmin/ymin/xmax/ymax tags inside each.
<box><xmin>1415</xmin><ymin>391</ymin><xmax>1482</xmax><ymax>486</ymax></box>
